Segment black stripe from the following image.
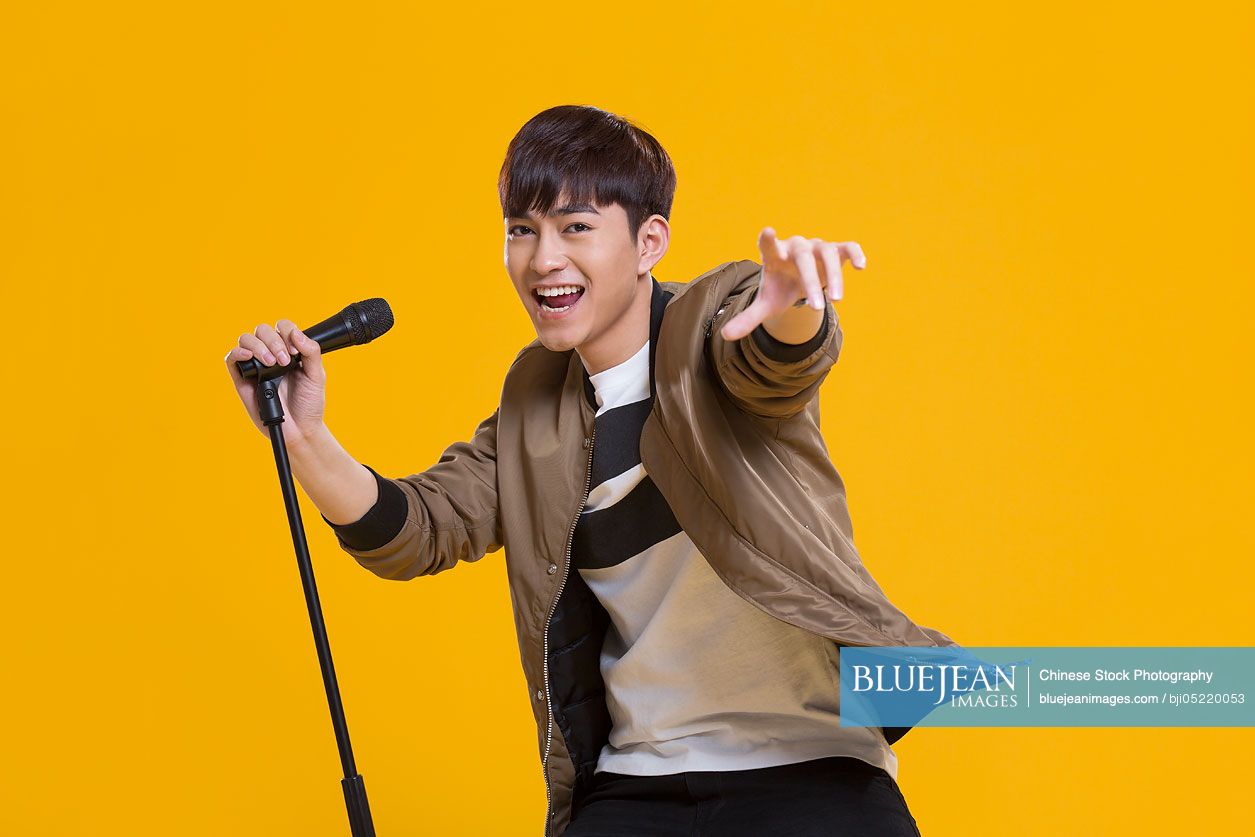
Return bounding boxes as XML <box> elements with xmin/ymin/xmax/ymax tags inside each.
<box><xmin>573</xmin><ymin>475</ymin><xmax>682</xmax><ymax>570</ymax></box>
<box><xmin>589</xmin><ymin>399</ymin><xmax>653</xmax><ymax>486</ymax></box>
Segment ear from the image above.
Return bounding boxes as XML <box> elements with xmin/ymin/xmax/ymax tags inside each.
<box><xmin>636</xmin><ymin>214</ymin><xmax>670</xmax><ymax>275</ymax></box>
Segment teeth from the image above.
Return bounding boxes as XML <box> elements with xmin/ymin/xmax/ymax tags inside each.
<box><xmin>536</xmin><ymin>285</ymin><xmax>582</xmax><ymax>297</ymax></box>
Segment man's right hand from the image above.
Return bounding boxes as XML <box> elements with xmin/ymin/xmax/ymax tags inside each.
<box><xmin>224</xmin><ymin>319</ymin><xmax>327</xmax><ymax>446</ymax></box>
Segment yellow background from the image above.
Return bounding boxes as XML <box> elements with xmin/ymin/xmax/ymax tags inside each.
<box><xmin>2</xmin><ymin>2</ymin><xmax>1251</xmax><ymax>834</ymax></box>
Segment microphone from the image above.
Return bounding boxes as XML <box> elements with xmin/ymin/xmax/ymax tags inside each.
<box><xmin>236</xmin><ymin>298</ymin><xmax>395</xmax><ymax>380</ymax></box>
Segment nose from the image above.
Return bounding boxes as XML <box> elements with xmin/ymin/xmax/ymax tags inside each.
<box><xmin>529</xmin><ymin>229</ymin><xmax>568</xmax><ymax>276</ymax></box>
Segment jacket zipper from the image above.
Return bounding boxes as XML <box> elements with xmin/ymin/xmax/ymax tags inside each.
<box><xmin>704</xmin><ymin>303</ymin><xmax>728</xmax><ymax>338</ymax></box>
<box><xmin>542</xmin><ymin>423</ymin><xmax>596</xmax><ymax>835</ymax></box>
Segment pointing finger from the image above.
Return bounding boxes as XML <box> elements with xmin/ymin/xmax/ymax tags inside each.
<box><xmin>844</xmin><ymin>241</ymin><xmax>867</xmax><ymax>269</ymax></box>
<box><xmin>819</xmin><ymin>242</ymin><xmax>843</xmax><ymax>300</ymax></box>
<box><xmin>758</xmin><ymin>227</ymin><xmax>786</xmax><ymax>266</ymax></box>
<box><xmin>793</xmin><ymin>238</ymin><xmax>824</xmax><ymax>310</ymax></box>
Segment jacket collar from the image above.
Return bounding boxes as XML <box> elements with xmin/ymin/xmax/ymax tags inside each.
<box><xmin>581</xmin><ymin>275</ymin><xmax>672</xmax><ymax>411</ymax></box>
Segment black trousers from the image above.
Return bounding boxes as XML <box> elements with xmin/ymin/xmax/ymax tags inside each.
<box><xmin>564</xmin><ymin>755</ymin><xmax>923</xmax><ymax>836</ymax></box>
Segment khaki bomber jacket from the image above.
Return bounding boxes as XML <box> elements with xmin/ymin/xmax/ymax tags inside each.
<box><xmin>321</xmin><ymin>259</ymin><xmax>959</xmax><ymax>836</ymax></box>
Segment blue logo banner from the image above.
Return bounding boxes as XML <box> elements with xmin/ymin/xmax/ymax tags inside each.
<box><xmin>838</xmin><ymin>647</ymin><xmax>1255</xmax><ymax>728</ymax></box>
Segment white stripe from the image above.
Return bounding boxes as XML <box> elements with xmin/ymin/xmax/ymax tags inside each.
<box><xmin>583</xmin><ymin>462</ymin><xmax>646</xmax><ymax>513</ymax></box>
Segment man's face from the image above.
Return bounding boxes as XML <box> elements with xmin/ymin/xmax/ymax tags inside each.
<box><xmin>503</xmin><ymin>194</ymin><xmax>645</xmax><ymax>354</ymax></box>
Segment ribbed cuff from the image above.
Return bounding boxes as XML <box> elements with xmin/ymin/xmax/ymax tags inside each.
<box><xmin>320</xmin><ymin>464</ymin><xmax>408</xmax><ymax>551</ymax></box>
<box><xmin>750</xmin><ymin>305</ymin><xmax>831</xmax><ymax>362</ymax></box>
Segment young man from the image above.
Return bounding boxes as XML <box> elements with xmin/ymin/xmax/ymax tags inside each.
<box><xmin>225</xmin><ymin>105</ymin><xmax>957</xmax><ymax>836</ymax></box>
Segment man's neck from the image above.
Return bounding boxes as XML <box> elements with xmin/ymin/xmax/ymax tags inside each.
<box><xmin>577</xmin><ymin>274</ymin><xmax>653</xmax><ymax>375</ymax></box>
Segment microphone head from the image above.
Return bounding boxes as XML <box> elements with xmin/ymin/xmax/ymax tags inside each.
<box><xmin>345</xmin><ymin>298</ymin><xmax>394</xmax><ymax>345</ymax></box>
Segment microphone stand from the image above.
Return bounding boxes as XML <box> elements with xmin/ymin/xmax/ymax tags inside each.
<box><xmin>255</xmin><ymin>366</ymin><xmax>376</xmax><ymax>837</ymax></box>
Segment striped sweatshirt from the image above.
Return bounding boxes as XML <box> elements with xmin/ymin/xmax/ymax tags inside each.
<box><xmin>572</xmin><ymin>335</ymin><xmax>898</xmax><ymax>780</ymax></box>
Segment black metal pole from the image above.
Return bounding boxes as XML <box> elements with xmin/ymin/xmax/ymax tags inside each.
<box><xmin>257</xmin><ymin>373</ymin><xmax>376</xmax><ymax>837</ymax></box>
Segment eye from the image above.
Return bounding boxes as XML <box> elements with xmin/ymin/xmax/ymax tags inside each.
<box><xmin>507</xmin><ymin>222</ymin><xmax>591</xmax><ymax>237</ymax></box>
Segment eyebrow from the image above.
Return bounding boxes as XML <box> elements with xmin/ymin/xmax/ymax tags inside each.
<box><xmin>509</xmin><ymin>202</ymin><xmax>602</xmax><ymax>221</ymax></box>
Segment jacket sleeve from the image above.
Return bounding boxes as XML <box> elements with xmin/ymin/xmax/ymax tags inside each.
<box><xmin>707</xmin><ymin>279</ymin><xmax>843</xmax><ymax>420</ymax></box>
<box><xmin>319</xmin><ymin>408</ymin><xmax>503</xmax><ymax>580</ymax></box>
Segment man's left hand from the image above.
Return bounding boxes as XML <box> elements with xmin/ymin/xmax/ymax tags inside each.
<box><xmin>721</xmin><ymin>228</ymin><xmax>867</xmax><ymax>342</ymax></box>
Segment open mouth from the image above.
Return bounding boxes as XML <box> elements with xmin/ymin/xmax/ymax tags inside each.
<box><xmin>533</xmin><ymin>285</ymin><xmax>586</xmax><ymax>313</ymax></box>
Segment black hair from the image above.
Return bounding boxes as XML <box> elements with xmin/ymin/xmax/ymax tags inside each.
<box><xmin>498</xmin><ymin>105</ymin><xmax>677</xmax><ymax>241</ymax></box>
